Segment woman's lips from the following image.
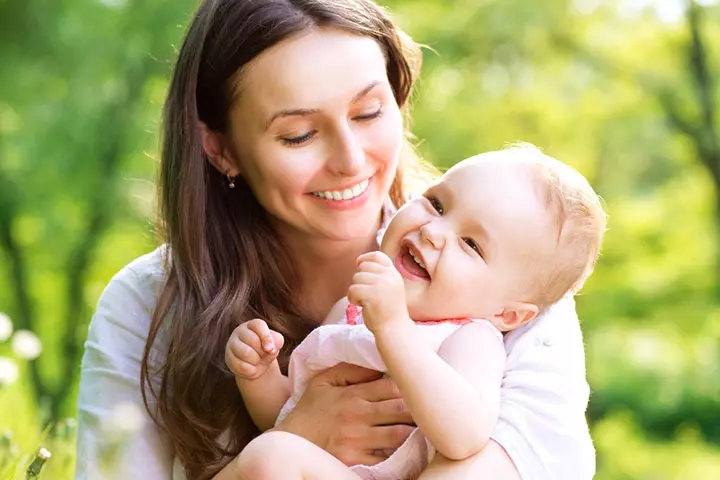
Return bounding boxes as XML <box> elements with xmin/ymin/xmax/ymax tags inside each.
<box><xmin>308</xmin><ymin>177</ymin><xmax>373</xmax><ymax>211</ymax></box>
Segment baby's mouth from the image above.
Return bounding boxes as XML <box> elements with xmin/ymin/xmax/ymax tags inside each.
<box><xmin>400</xmin><ymin>244</ymin><xmax>430</xmax><ymax>279</ymax></box>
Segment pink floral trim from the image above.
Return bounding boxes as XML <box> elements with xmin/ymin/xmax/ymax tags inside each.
<box><xmin>344</xmin><ymin>304</ymin><xmax>471</xmax><ymax>327</ymax></box>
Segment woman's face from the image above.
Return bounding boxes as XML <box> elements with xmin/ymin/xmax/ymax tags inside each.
<box><xmin>226</xmin><ymin>27</ymin><xmax>404</xmax><ymax>243</ymax></box>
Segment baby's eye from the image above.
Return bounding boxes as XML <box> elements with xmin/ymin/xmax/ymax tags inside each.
<box><xmin>427</xmin><ymin>196</ymin><xmax>444</xmax><ymax>215</ymax></box>
<box><xmin>463</xmin><ymin>237</ymin><xmax>483</xmax><ymax>257</ymax></box>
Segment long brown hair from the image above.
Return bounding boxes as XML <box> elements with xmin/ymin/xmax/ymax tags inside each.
<box><xmin>140</xmin><ymin>0</ymin><xmax>425</xmax><ymax>478</ymax></box>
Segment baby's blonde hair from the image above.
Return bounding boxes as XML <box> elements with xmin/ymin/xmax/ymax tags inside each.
<box><xmin>493</xmin><ymin>144</ymin><xmax>607</xmax><ymax>310</ymax></box>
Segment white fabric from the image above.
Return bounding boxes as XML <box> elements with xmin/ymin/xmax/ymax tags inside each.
<box><xmin>276</xmin><ymin>309</ymin><xmax>502</xmax><ymax>480</ymax></box>
<box><xmin>75</xmin><ymin>217</ymin><xmax>596</xmax><ymax>480</ymax></box>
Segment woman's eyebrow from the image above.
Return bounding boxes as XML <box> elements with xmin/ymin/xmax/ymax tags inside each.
<box><xmin>264</xmin><ymin>80</ymin><xmax>384</xmax><ymax>131</ymax></box>
<box><xmin>351</xmin><ymin>80</ymin><xmax>383</xmax><ymax>103</ymax></box>
<box><xmin>264</xmin><ymin>107</ymin><xmax>321</xmax><ymax>131</ymax></box>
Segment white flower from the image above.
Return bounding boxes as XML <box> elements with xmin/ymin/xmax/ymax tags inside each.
<box><xmin>0</xmin><ymin>313</ymin><xmax>12</xmax><ymax>342</ymax></box>
<box><xmin>11</xmin><ymin>330</ymin><xmax>42</xmax><ymax>360</ymax></box>
<box><xmin>0</xmin><ymin>357</ymin><xmax>19</xmax><ymax>387</ymax></box>
<box><xmin>37</xmin><ymin>447</ymin><xmax>52</xmax><ymax>460</ymax></box>
<box><xmin>102</xmin><ymin>402</ymin><xmax>145</xmax><ymax>436</ymax></box>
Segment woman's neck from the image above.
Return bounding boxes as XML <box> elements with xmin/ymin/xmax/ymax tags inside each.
<box><xmin>275</xmin><ymin>221</ymin><xmax>381</xmax><ymax>322</ymax></box>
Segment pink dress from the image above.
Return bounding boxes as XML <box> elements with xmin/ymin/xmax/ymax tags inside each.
<box><xmin>275</xmin><ymin>304</ymin><xmax>503</xmax><ymax>480</ymax></box>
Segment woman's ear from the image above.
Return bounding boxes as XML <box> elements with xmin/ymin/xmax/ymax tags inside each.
<box><xmin>199</xmin><ymin>121</ymin><xmax>241</xmax><ymax>177</ymax></box>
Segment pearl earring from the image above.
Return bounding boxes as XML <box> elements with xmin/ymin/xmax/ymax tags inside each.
<box><xmin>226</xmin><ymin>174</ymin><xmax>236</xmax><ymax>189</ymax></box>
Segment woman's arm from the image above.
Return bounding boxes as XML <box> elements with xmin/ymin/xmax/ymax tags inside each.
<box><xmin>375</xmin><ymin>322</ymin><xmax>505</xmax><ymax>460</ymax></box>
<box><xmin>75</xmin><ymin>253</ymin><xmax>174</xmax><ymax>479</ymax></box>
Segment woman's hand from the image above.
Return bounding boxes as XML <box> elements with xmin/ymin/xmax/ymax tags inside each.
<box><xmin>274</xmin><ymin>362</ymin><xmax>415</xmax><ymax>466</ymax></box>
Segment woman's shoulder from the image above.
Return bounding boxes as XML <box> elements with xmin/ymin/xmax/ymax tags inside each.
<box><xmin>104</xmin><ymin>245</ymin><xmax>169</xmax><ymax>303</ymax></box>
<box><xmin>119</xmin><ymin>244</ymin><xmax>169</xmax><ymax>285</ymax></box>
<box><xmin>503</xmin><ymin>295</ymin><xmax>587</xmax><ymax>376</ymax></box>
<box><xmin>89</xmin><ymin>245</ymin><xmax>170</xmax><ymax>345</ymax></box>
<box><xmin>504</xmin><ymin>296</ymin><xmax>583</xmax><ymax>348</ymax></box>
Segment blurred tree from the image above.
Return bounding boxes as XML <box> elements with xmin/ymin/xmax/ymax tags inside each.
<box><xmin>554</xmin><ymin>0</ymin><xmax>720</xmax><ymax>285</ymax></box>
<box><xmin>0</xmin><ymin>0</ymin><xmax>190</xmax><ymax>420</ymax></box>
<box><xmin>0</xmin><ymin>2</ymin><xmax>719</xmax><ymax>478</ymax></box>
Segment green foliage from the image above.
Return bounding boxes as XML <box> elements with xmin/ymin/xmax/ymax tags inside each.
<box><xmin>1</xmin><ymin>0</ymin><xmax>719</xmax><ymax>478</ymax></box>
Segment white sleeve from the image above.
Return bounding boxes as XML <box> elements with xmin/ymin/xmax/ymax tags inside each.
<box><xmin>491</xmin><ymin>297</ymin><xmax>596</xmax><ymax>480</ymax></box>
<box><xmin>75</xmin><ymin>250</ymin><xmax>175</xmax><ymax>479</ymax></box>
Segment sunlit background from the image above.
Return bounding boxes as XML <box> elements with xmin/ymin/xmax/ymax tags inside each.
<box><xmin>1</xmin><ymin>0</ymin><xmax>719</xmax><ymax>478</ymax></box>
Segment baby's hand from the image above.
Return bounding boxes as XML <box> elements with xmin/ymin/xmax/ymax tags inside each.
<box><xmin>347</xmin><ymin>251</ymin><xmax>409</xmax><ymax>335</ymax></box>
<box><xmin>225</xmin><ymin>319</ymin><xmax>285</xmax><ymax>380</ymax></box>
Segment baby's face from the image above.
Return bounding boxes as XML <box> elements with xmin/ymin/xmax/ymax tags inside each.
<box><xmin>380</xmin><ymin>155</ymin><xmax>557</xmax><ymax>323</ymax></box>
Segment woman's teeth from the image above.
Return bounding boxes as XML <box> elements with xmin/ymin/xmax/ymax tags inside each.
<box><xmin>408</xmin><ymin>246</ymin><xmax>426</xmax><ymax>269</ymax></box>
<box><xmin>312</xmin><ymin>179</ymin><xmax>369</xmax><ymax>201</ymax></box>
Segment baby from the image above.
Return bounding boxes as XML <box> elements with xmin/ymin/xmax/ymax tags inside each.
<box><xmin>223</xmin><ymin>144</ymin><xmax>606</xmax><ymax>479</ymax></box>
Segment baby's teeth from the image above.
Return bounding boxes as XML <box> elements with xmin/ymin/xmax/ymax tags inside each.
<box><xmin>407</xmin><ymin>247</ymin><xmax>425</xmax><ymax>269</ymax></box>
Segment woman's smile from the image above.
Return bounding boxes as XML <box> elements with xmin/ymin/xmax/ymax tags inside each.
<box><xmin>308</xmin><ymin>176</ymin><xmax>373</xmax><ymax>211</ymax></box>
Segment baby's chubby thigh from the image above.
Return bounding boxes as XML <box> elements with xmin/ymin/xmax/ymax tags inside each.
<box><xmin>418</xmin><ymin>440</ymin><xmax>521</xmax><ymax>480</ymax></box>
<box><xmin>233</xmin><ymin>431</ymin><xmax>311</xmax><ymax>478</ymax></box>
<box><xmin>234</xmin><ymin>431</ymin><xmax>361</xmax><ymax>480</ymax></box>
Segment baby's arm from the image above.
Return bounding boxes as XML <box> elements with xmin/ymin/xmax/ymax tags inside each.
<box><xmin>236</xmin><ymin>363</ymin><xmax>290</xmax><ymax>432</ymax></box>
<box><xmin>375</xmin><ymin>322</ymin><xmax>505</xmax><ymax>460</ymax></box>
<box><xmin>349</xmin><ymin>251</ymin><xmax>505</xmax><ymax>460</ymax></box>
<box><xmin>225</xmin><ymin>319</ymin><xmax>290</xmax><ymax>431</ymax></box>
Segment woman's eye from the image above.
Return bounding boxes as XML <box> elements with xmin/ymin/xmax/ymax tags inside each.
<box><xmin>281</xmin><ymin>131</ymin><xmax>316</xmax><ymax>146</ymax></box>
<box><xmin>427</xmin><ymin>196</ymin><xmax>444</xmax><ymax>215</ymax></box>
<box><xmin>354</xmin><ymin>107</ymin><xmax>383</xmax><ymax>121</ymax></box>
<box><xmin>463</xmin><ymin>238</ymin><xmax>483</xmax><ymax>257</ymax></box>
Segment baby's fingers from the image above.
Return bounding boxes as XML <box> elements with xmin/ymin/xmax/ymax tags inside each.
<box><xmin>246</xmin><ymin>319</ymin><xmax>279</xmax><ymax>355</ymax></box>
<box><xmin>352</xmin><ymin>271</ymin><xmax>377</xmax><ymax>286</ymax></box>
<box><xmin>347</xmin><ymin>284</ymin><xmax>370</xmax><ymax>307</ymax></box>
<box><xmin>227</xmin><ymin>334</ymin><xmax>261</xmax><ymax>366</ymax></box>
<box><xmin>230</xmin><ymin>360</ymin><xmax>262</xmax><ymax>380</ymax></box>
<box><xmin>270</xmin><ymin>330</ymin><xmax>285</xmax><ymax>354</ymax></box>
<box><xmin>356</xmin><ymin>251</ymin><xmax>393</xmax><ymax>269</ymax></box>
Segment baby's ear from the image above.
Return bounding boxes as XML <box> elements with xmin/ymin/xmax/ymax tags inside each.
<box><xmin>494</xmin><ymin>302</ymin><xmax>539</xmax><ymax>332</ymax></box>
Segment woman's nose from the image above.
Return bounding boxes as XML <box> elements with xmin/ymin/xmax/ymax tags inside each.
<box><xmin>420</xmin><ymin>221</ymin><xmax>446</xmax><ymax>249</ymax></box>
<box><xmin>327</xmin><ymin>123</ymin><xmax>365</xmax><ymax>176</ymax></box>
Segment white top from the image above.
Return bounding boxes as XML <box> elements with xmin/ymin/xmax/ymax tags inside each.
<box><xmin>75</xmin><ymin>234</ymin><xmax>595</xmax><ymax>480</ymax></box>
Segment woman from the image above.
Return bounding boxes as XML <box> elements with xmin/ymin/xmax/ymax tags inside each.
<box><xmin>75</xmin><ymin>1</ymin><xmax>595</xmax><ymax>479</ymax></box>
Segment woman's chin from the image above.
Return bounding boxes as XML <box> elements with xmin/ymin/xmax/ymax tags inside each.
<box><xmin>316</xmin><ymin>206</ymin><xmax>384</xmax><ymax>241</ymax></box>
<box><xmin>319</xmin><ymin>223</ymin><xmax>379</xmax><ymax>243</ymax></box>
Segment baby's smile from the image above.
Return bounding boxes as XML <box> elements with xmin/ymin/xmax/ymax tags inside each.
<box><xmin>395</xmin><ymin>241</ymin><xmax>431</xmax><ymax>280</ymax></box>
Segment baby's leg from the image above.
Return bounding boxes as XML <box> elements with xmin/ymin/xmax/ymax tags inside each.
<box><xmin>234</xmin><ymin>431</ymin><xmax>363</xmax><ymax>480</ymax></box>
<box><xmin>418</xmin><ymin>441</ymin><xmax>521</xmax><ymax>480</ymax></box>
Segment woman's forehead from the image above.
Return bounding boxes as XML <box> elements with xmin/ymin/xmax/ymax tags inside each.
<box><xmin>234</xmin><ymin>28</ymin><xmax>389</xmax><ymax>116</ymax></box>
